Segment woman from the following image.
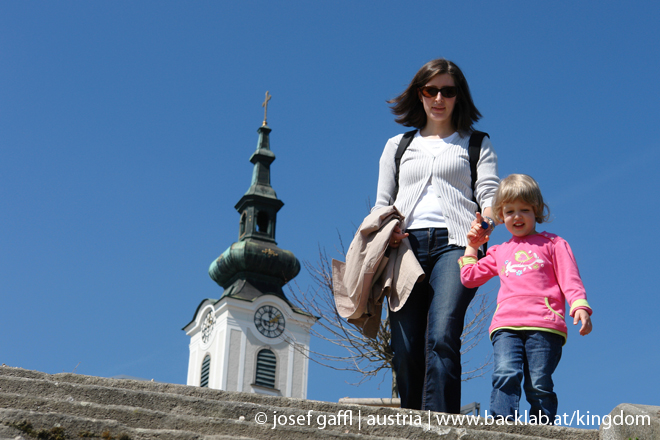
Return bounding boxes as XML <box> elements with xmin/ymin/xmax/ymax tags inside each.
<box><xmin>373</xmin><ymin>58</ymin><xmax>499</xmax><ymax>413</ymax></box>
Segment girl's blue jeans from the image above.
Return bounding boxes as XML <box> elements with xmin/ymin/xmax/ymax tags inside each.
<box><xmin>489</xmin><ymin>329</ymin><xmax>563</xmax><ymax>423</ymax></box>
<box><xmin>390</xmin><ymin>228</ymin><xmax>476</xmax><ymax>413</ymax></box>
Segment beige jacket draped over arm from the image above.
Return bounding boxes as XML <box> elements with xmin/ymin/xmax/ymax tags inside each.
<box><xmin>332</xmin><ymin>205</ymin><xmax>424</xmax><ymax>339</ymax></box>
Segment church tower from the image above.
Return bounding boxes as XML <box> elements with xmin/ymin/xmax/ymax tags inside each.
<box><xmin>183</xmin><ymin>94</ymin><xmax>316</xmax><ymax>397</ymax></box>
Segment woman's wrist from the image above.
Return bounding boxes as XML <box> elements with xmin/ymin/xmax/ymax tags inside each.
<box><xmin>483</xmin><ymin>216</ymin><xmax>496</xmax><ymax>231</ymax></box>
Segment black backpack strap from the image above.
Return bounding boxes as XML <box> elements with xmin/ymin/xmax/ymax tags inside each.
<box><xmin>392</xmin><ymin>129</ymin><xmax>417</xmax><ymax>204</ymax></box>
<box><xmin>469</xmin><ymin>130</ymin><xmax>489</xmax><ymax>256</ymax></box>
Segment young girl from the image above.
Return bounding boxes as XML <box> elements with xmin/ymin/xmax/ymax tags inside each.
<box><xmin>458</xmin><ymin>174</ymin><xmax>592</xmax><ymax>423</ymax></box>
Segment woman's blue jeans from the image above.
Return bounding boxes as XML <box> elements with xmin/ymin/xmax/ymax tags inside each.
<box><xmin>489</xmin><ymin>329</ymin><xmax>563</xmax><ymax>423</ymax></box>
<box><xmin>390</xmin><ymin>228</ymin><xmax>477</xmax><ymax>413</ymax></box>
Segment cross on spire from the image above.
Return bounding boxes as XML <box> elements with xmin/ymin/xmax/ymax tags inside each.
<box><xmin>262</xmin><ymin>91</ymin><xmax>271</xmax><ymax>126</ymax></box>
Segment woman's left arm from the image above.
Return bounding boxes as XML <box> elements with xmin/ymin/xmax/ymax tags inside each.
<box><xmin>473</xmin><ymin>136</ymin><xmax>500</xmax><ymax>213</ymax></box>
<box><xmin>471</xmin><ymin>137</ymin><xmax>500</xmax><ymax>238</ymax></box>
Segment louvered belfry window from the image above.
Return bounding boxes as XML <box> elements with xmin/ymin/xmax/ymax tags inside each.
<box><xmin>255</xmin><ymin>349</ymin><xmax>276</xmax><ymax>388</ymax></box>
<box><xmin>200</xmin><ymin>355</ymin><xmax>211</xmax><ymax>388</ymax></box>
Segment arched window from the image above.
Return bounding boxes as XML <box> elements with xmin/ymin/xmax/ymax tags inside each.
<box><xmin>255</xmin><ymin>349</ymin><xmax>276</xmax><ymax>388</ymax></box>
<box><xmin>256</xmin><ymin>211</ymin><xmax>269</xmax><ymax>234</ymax></box>
<box><xmin>239</xmin><ymin>212</ymin><xmax>247</xmax><ymax>238</ymax></box>
<box><xmin>200</xmin><ymin>355</ymin><xmax>211</xmax><ymax>388</ymax></box>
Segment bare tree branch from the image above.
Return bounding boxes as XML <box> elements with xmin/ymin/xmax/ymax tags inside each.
<box><xmin>287</xmin><ymin>243</ymin><xmax>495</xmax><ymax>393</ymax></box>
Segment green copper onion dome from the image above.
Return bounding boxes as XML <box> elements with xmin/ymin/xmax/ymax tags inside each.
<box><xmin>209</xmin><ymin>119</ymin><xmax>300</xmax><ymax>301</ymax></box>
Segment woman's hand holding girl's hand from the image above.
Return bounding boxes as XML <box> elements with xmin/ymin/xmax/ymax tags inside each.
<box><xmin>389</xmin><ymin>225</ymin><xmax>409</xmax><ymax>248</ymax></box>
<box><xmin>467</xmin><ymin>231</ymin><xmax>489</xmax><ymax>248</ymax></box>
<box><xmin>467</xmin><ymin>212</ymin><xmax>491</xmax><ymax>248</ymax></box>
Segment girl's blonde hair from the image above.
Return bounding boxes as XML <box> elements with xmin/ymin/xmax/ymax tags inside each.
<box><xmin>492</xmin><ymin>174</ymin><xmax>550</xmax><ymax>224</ymax></box>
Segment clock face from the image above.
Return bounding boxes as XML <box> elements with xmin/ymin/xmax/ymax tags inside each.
<box><xmin>254</xmin><ymin>305</ymin><xmax>285</xmax><ymax>338</ymax></box>
<box><xmin>201</xmin><ymin>311</ymin><xmax>215</xmax><ymax>344</ymax></box>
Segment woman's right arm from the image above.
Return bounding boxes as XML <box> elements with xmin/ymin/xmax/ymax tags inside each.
<box><xmin>372</xmin><ymin>135</ymin><xmax>401</xmax><ymax>211</ymax></box>
<box><xmin>373</xmin><ymin>135</ymin><xmax>409</xmax><ymax>248</ymax></box>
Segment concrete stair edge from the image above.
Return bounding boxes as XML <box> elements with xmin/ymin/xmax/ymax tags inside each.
<box><xmin>0</xmin><ymin>366</ymin><xmax>599</xmax><ymax>440</ymax></box>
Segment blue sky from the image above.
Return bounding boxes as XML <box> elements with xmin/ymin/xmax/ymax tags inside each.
<box><xmin>2</xmin><ymin>0</ymin><xmax>659</xmax><ymax>427</ymax></box>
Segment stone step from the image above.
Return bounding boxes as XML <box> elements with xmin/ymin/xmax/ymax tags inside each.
<box><xmin>1</xmin><ymin>390</ymin><xmax>543</xmax><ymax>440</ymax></box>
<box><xmin>0</xmin><ymin>366</ymin><xmax>338</xmax><ymax>415</ymax></box>
<box><xmin>0</xmin><ymin>408</ymin><xmax>230</xmax><ymax>440</ymax></box>
<box><xmin>0</xmin><ymin>374</ymin><xmax>271</xmax><ymax>423</ymax></box>
<box><xmin>0</xmin><ymin>366</ymin><xmax>598</xmax><ymax>440</ymax></box>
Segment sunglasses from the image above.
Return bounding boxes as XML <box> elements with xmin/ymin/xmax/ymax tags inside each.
<box><xmin>419</xmin><ymin>86</ymin><xmax>458</xmax><ymax>99</ymax></box>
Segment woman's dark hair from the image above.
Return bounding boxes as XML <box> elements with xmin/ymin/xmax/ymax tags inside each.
<box><xmin>388</xmin><ymin>58</ymin><xmax>481</xmax><ymax>133</ymax></box>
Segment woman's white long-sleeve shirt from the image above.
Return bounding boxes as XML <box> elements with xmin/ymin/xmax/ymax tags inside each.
<box><xmin>373</xmin><ymin>131</ymin><xmax>500</xmax><ymax>247</ymax></box>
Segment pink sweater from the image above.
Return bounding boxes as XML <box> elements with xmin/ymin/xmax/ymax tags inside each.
<box><xmin>459</xmin><ymin>232</ymin><xmax>591</xmax><ymax>341</ymax></box>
